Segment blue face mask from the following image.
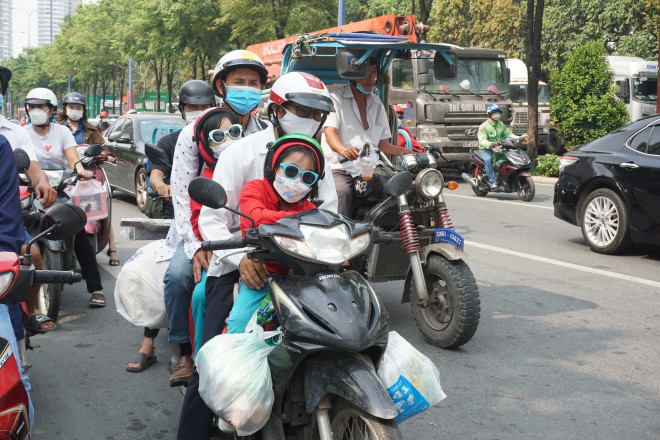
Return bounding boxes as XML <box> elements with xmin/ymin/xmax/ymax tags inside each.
<box><xmin>355</xmin><ymin>83</ymin><xmax>373</xmax><ymax>95</ymax></box>
<box><xmin>0</xmin><ymin>95</ymin><xmax>3</xmax><ymax>108</ymax></box>
<box><xmin>224</xmin><ymin>85</ymin><xmax>262</xmax><ymax>115</ymax></box>
<box><xmin>397</xmin><ymin>118</ymin><xmax>402</xmax><ymax>127</ymax></box>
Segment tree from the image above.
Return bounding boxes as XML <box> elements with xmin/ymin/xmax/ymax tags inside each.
<box><xmin>550</xmin><ymin>41</ymin><xmax>629</xmax><ymax>147</ymax></box>
<box><xmin>523</xmin><ymin>0</ymin><xmax>545</xmax><ymax>161</ymax></box>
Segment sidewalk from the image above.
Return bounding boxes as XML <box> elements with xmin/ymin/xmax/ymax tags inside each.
<box><xmin>532</xmin><ymin>175</ymin><xmax>558</xmax><ymax>185</ymax></box>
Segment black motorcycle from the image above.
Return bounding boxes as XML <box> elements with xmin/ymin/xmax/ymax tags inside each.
<box><xmin>188</xmin><ymin>176</ymin><xmax>402</xmax><ymax>440</ymax></box>
<box><xmin>462</xmin><ymin>137</ymin><xmax>535</xmax><ymax>201</ymax></box>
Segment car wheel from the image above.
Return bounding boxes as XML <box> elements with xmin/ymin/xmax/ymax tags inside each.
<box><xmin>580</xmin><ymin>188</ymin><xmax>631</xmax><ymax>254</ymax></box>
<box><xmin>135</xmin><ymin>168</ymin><xmax>148</xmax><ymax>213</ymax></box>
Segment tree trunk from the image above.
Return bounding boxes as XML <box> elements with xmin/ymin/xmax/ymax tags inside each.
<box><xmin>191</xmin><ymin>55</ymin><xmax>197</xmax><ymax>80</ymax></box>
<box><xmin>525</xmin><ymin>0</ymin><xmax>545</xmax><ymax>162</ymax></box>
<box><xmin>152</xmin><ymin>59</ymin><xmax>164</xmax><ymax>113</ymax></box>
<box><xmin>417</xmin><ymin>0</ymin><xmax>433</xmax><ymax>40</ymax></box>
<box><xmin>92</xmin><ymin>76</ymin><xmax>98</xmax><ymax>119</ymax></box>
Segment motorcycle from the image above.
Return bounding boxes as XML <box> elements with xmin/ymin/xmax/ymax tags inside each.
<box><xmin>18</xmin><ymin>144</ymin><xmax>105</xmax><ymax>321</ymax></box>
<box><xmin>0</xmin><ymin>201</ymin><xmax>86</xmax><ymax>439</ymax></box>
<box><xmin>461</xmin><ymin>137</ymin><xmax>535</xmax><ymax>202</ymax></box>
<box><xmin>344</xmin><ymin>148</ymin><xmax>480</xmax><ymax>349</ymax></box>
<box><xmin>188</xmin><ymin>176</ymin><xmax>402</xmax><ymax>439</ymax></box>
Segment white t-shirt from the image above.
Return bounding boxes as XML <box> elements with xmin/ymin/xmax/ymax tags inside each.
<box><xmin>0</xmin><ymin>117</ymin><xmax>38</xmax><ymax>161</ymax></box>
<box><xmin>26</xmin><ymin>123</ymin><xmax>78</xmax><ymax>167</ymax></box>
<box><xmin>321</xmin><ymin>83</ymin><xmax>391</xmax><ymax>177</ymax></box>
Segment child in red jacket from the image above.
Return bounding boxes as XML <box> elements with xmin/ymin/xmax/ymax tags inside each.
<box><xmin>225</xmin><ymin>134</ymin><xmax>324</xmax><ymax>333</ymax></box>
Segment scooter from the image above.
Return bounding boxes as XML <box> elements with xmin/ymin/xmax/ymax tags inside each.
<box><xmin>0</xmin><ymin>201</ymin><xmax>86</xmax><ymax>439</ymax></box>
<box><xmin>462</xmin><ymin>137</ymin><xmax>536</xmax><ymax>201</ymax></box>
<box><xmin>188</xmin><ymin>177</ymin><xmax>402</xmax><ymax>440</ymax></box>
<box><xmin>345</xmin><ymin>147</ymin><xmax>481</xmax><ymax>349</ymax></box>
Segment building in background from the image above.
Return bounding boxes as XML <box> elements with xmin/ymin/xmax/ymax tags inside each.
<box><xmin>37</xmin><ymin>0</ymin><xmax>82</xmax><ymax>47</ymax></box>
<box><xmin>0</xmin><ymin>0</ymin><xmax>12</xmax><ymax>61</ymax></box>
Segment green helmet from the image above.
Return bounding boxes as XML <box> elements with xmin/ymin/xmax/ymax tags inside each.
<box><xmin>264</xmin><ymin>133</ymin><xmax>325</xmax><ymax>181</ymax></box>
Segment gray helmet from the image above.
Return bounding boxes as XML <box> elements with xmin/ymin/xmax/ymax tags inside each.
<box><xmin>63</xmin><ymin>92</ymin><xmax>86</xmax><ymax>107</ymax></box>
<box><xmin>179</xmin><ymin>80</ymin><xmax>215</xmax><ymax>107</ymax></box>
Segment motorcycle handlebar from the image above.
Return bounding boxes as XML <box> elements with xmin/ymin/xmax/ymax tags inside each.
<box><xmin>33</xmin><ymin>270</ymin><xmax>82</xmax><ymax>285</ymax></box>
<box><xmin>374</xmin><ymin>233</ymin><xmax>393</xmax><ymax>245</ymax></box>
<box><xmin>201</xmin><ymin>238</ymin><xmax>247</xmax><ymax>252</ymax></box>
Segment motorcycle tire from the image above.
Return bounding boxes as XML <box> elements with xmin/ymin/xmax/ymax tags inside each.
<box><xmin>471</xmin><ymin>168</ymin><xmax>488</xmax><ymax>197</ymax></box>
<box><xmin>410</xmin><ymin>255</ymin><xmax>480</xmax><ymax>349</ymax></box>
<box><xmin>312</xmin><ymin>399</ymin><xmax>402</xmax><ymax>440</ymax></box>
<box><xmin>516</xmin><ymin>175</ymin><xmax>535</xmax><ymax>202</ymax></box>
<box><xmin>38</xmin><ymin>249</ymin><xmax>63</xmax><ymax>322</ymax></box>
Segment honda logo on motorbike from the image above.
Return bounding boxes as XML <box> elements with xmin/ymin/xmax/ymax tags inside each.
<box><xmin>464</xmin><ymin>128</ymin><xmax>478</xmax><ymax>137</ymax></box>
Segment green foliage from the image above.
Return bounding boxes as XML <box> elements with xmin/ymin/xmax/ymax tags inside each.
<box><xmin>533</xmin><ymin>154</ymin><xmax>560</xmax><ymax>177</ymax></box>
<box><xmin>550</xmin><ymin>41</ymin><xmax>629</xmax><ymax>147</ymax></box>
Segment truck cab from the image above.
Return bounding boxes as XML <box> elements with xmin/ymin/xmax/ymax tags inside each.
<box><xmin>608</xmin><ymin>56</ymin><xmax>658</xmax><ymax>122</ymax></box>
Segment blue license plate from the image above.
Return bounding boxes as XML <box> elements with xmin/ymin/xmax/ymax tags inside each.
<box><xmin>434</xmin><ymin>228</ymin><xmax>464</xmax><ymax>251</ymax></box>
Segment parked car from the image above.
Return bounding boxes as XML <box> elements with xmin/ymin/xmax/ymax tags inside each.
<box><xmin>103</xmin><ymin>113</ymin><xmax>185</xmax><ymax>212</ymax></box>
<box><xmin>554</xmin><ymin>115</ymin><xmax>660</xmax><ymax>254</ymax></box>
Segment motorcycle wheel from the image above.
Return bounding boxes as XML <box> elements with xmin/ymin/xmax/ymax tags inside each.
<box><xmin>471</xmin><ymin>168</ymin><xmax>488</xmax><ymax>197</ymax></box>
<box><xmin>516</xmin><ymin>175</ymin><xmax>535</xmax><ymax>202</ymax></box>
<box><xmin>38</xmin><ymin>249</ymin><xmax>63</xmax><ymax>322</ymax></box>
<box><xmin>318</xmin><ymin>400</ymin><xmax>402</xmax><ymax>440</ymax></box>
<box><xmin>135</xmin><ymin>167</ymin><xmax>149</xmax><ymax>213</ymax></box>
<box><xmin>410</xmin><ymin>255</ymin><xmax>480</xmax><ymax>349</ymax></box>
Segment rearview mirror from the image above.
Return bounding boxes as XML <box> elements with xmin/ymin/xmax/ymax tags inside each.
<box><xmin>433</xmin><ymin>51</ymin><xmax>457</xmax><ymax>80</ymax></box>
<box><xmin>108</xmin><ymin>131</ymin><xmax>122</xmax><ymax>142</ymax></box>
<box><xmin>337</xmin><ymin>49</ymin><xmax>370</xmax><ymax>80</ymax></box>
<box><xmin>145</xmin><ymin>143</ymin><xmax>171</xmax><ymax>168</ymax></box>
<box><xmin>384</xmin><ymin>171</ymin><xmax>414</xmax><ymax>198</ymax></box>
<box><xmin>13</xmin><ymin>149</ymin><xmax>31</xmax><ymax>172</ymax></box>
<box><xmin>39</xmin><ymin>204</ymin><xmax>87</xmax><ymax>240</ymax></box>
<box><xmin>188</xmin><ymin>177</ymin><xmax>227</xmax><ymax>209</ymax></box>
<box><xmin>84</xmin><ymin>144</ymin><xmax>103</xmax><ymax>157</ymax></box>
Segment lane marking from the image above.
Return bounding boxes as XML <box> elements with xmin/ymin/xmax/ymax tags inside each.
<box><xmin>445</xmin><ymin>193</ymin><xmax>554</xmax><ymax>210</ymax></box>
<box><xmin>466</xmin><ymin>240</ymin><xmax>660</xmax><ymax>289</ymax></box>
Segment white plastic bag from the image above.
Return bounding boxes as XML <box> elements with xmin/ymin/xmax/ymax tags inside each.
<box><xmin>114</xmin><ymin>240</ymin><xmax>170</xmax><ymax>328</ymax></box>
<box><xmin>64</xmin><ymin>179</ymin><xmax>108</xmax><ymax>221</ymax></box>
<box><xmin>196</xmin><ymin>329</ymin><xmax>280</xmax><ymax>436</ymax></box>
<box><xmin>377</xmin><ymin>331</ymin><xmax>447</xmax><ymax>423</ymax></box>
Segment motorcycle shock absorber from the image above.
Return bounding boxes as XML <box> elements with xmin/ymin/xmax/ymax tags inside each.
<box><xmin>436</xmin><ymin>201</ymin><xmax>454</xmax><ymax>230</ymax></box>
<box><xmin>398</xmin><ymin>196</ymin><xmax>421</xmax><ymax>253</ymax></box>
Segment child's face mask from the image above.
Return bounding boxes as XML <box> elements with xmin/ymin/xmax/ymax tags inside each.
<box><xmin>273</xmin><ymin>175</ymin><xmax>312</xmax><ymax>203</ymax></box>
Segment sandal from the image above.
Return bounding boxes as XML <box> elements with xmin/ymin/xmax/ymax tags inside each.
<box><xmin>89</xmin><ymin>292</ymin><xmax>106</xmax><ymax>307</ymax></box>
<box><xmin>107</xmin><ymin>249</ymin><xmax>120</xmax><ymax>266</ymax></box>
<box><xmin>25</xmin><ymin>313</ymin><xmax>56</xmax><ymax>336</ymax></box>
<box><xmin>126</xmin><ymin>352</ymin><xmax>157</xmax><ymax>373</ymax></box>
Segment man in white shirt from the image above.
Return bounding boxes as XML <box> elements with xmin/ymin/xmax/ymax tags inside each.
<box><xmin>322</xmin><ymin>57</ymin><xmax>410</xmax><ymax>216</ymax></box>
<box><xmin>178</xmin><ymin>71</ymin><xmax>338</xmax><ymax>439</ymax></box>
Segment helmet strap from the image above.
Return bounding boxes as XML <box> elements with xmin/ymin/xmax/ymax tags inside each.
<box><xmin>268</xmin><ymin>105</ymin><xmax>286</xmax><ymax>138</ymax></box>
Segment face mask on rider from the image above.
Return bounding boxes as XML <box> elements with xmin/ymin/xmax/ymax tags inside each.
<box><xmin>0</xmin><ymin>95</ymin><xmax>4</xmax><ymax>108</ymax></box>
<box><xmin>273</xmin><ymin>174</ymin><xmax>312</xmax><ymax>204</ymax></box>
<box><xmin>491</xmin><ymin>112</ymin><xmax>502</xmax><ymax>121</ymax></box>
<box><xmin>278</xmin><ymin>109</ymin><xmax>320</xmax><ymax>137</ymax></box>
<box><xmin>185</xmin><ymin>110</ymin><xmax>203</xmax><ymax>125</ymax></box>
<box><xmin>224</xmin><ymin>85</ymin><xmax>262</xmax><ymax>115</ymax></box>
<box><xmin>29</xmin><ymin>108</ymin><xmax>50</xmax><ymax>126</ymax></box>
<box><xmin>67</xmin><ymin>109</ymin><xmax>84</xmax><ymax>121</ymax></box>
<box><xmin>210</xmin><ymin>139</ymin><xmax>234</xmax><ymax>158</ymax></box>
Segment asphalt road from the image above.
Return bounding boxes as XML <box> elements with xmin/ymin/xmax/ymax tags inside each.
<box><xmin>27</xmin><ymin>183</ymin><xmax>660</xmax><ymax>439</ymax></box>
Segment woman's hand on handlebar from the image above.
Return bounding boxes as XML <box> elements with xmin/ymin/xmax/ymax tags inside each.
<box><xmin>239</xmin><ymin>255</ymin><xmax>269</xmax><ymax>290</ymax></box>
<box><xmin>77</xmin><ymin>169</ymin><xmax>94</xmax><ymax>180</ymax></box>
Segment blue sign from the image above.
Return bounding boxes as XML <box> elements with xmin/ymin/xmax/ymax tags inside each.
<box><xmin>434</xmin><ymin>228</ymin><xmax>464</xmax><ymax>251</ymax></box>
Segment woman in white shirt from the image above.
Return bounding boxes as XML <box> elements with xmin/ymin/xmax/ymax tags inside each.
<box><xmin>24</xmin><ymin>88</ymin><xmax>107</xmax><ymax>308</ymax></box>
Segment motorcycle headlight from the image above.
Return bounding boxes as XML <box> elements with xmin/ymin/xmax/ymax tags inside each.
<box><xmin>43</xmin><ymin>169</ymin><xmax>64</xmax><ymax>188</ymax></box>
<box><xmin>273</xmin><ymin>225</ymin><xmax>371</xmax><ymax>265</ymax></box>
<box><xmin>20</xmin><ymin>195</ymin><xmax>32</xmax><ymax>210</ymax></box>
<box><xmin>415</xmin><ymin>168</ymin><xmax>444</xmax><ymax>200</ymax></box>
<box><xmin>0</xmin><ymin>272</ymin><xmax>15</xmax><ymax>297</ymax></box>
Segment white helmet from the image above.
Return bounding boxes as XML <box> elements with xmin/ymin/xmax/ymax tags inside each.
<box><xmin>267</xmin><ymin>72</ymin><xmax>334</xmax><ymax>113</ymax></box>
<box><xmin>212</xmin><ymin>50</ymin><xmax>268</xmax><ymax>96</ymax></box>
<box><xmin>25</xmin><ymin>87</ymin><xmax>58</xmax><ymax>108</ymax></box>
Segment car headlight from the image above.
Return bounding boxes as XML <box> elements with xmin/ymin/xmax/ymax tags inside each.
<box><xmin>0</xmin><ymin>272</ymin><xmax>15</xmax><ymax>297</ymax></box>
<box><xmin>415</xmin><ymin>168</ymin><xmax>444</xmax><ymax>199</ymax></box>
<box><xmin>273</xmin><ymin>225</ymin><xmax>371</xmax><ymax>265</ymax></box>
<box><xmin>43</xmin><ymin>169</ymin><xmax>64</xmax><ymax>188</ymax></box>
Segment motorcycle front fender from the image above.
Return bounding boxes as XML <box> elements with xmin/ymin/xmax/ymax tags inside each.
<box><xmin>304</xmin><ymin>352</ymin><xmax>397</xmax><ymax>420</ymax></box>
<box><xmin>39</xmin><ymin>238</ymin><xmax>63</xmax><ymax>252</ymax></box>
<box><xmin>401</xmin><ymin>243</ymin><xmax>464</xmax><ymax>304</ymax></box>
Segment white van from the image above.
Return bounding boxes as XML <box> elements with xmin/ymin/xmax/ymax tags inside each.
<box><xmin>608</xmin><ymin>56</ymin><xmax>658</xmax><ymax>122</ymax></box>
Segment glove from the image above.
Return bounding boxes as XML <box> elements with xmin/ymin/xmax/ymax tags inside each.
<box><xmin>490</xmin><ymin>143</ymin><xmax>498</xmax><ymax>148</ymax></box>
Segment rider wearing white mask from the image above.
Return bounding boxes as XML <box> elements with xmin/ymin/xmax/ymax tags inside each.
<box><xmin>178</xmin><ymin>71</ymin><xmax>338</xmax><ymax>440</ymax></box>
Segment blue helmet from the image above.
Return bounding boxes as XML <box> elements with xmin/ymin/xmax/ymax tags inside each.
<box><xmin>487</xmin><ymin>104</ymin><xmax>501</xmax><ymax>115</ymax></box>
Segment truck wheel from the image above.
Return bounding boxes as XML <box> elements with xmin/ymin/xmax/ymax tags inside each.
<box><xmin>410</xmin><ymin>255</ymin><xmax>480</xmax><ymax>349</ymax></box>
<box><xmin>38</xmin><ymin>249</ymin><xmax>63</xmax><ymax>322</ymax></box>
<box><xmin>545</xmin><ymin>132</ymin><xmax>564</xmax><ymax>155</ymax></box>
<box><xmin>580</xmin><ymin>188</ymin><xmax>631</xmax><ymax>254</ymax></box>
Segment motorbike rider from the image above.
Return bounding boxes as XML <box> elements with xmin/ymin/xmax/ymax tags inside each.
<box><xmin>160</xmin><ymin>50</ymin><xmax>269</xmax><ymax>388</ymax></box>
<box><xmin>0</xmin><ymin>68</ymin><xmax>58</xmax><ymax>335</ymax></box>
<box><xmin>394</xmin><ymin>104</ymin><xmax>424</xmax><ymax>153</ymax></box>
<box><xmin>58</xmin><ymin>92</ymin><xmax>121</xmax><ymax>267</ymax></box>
<box><xmin>97</xmin><ymin>111</ymin><xmax>110</xmax><ymax>133</ymax></box>
<box><xmin>179</xmin><ymin>71</ymin><xmax>337</xmax><ymax>440</ymax></box>
<box><xmin>126</xmin><ymin>80</ymin><xmax>216</xmax><ymax>373</ymax></box>
<box><xmin>477</xmin><ymin>104</ymin><xmax>520</xmax><ymax>191</ymax></box>
<box><xmin>322</xmin><ymin>56</ymin><xmax>411</xmax><ymax>217</ymax></box>
<box><xmin>24</xmin><ymin>87</ymin><xmax>108</xmax><ymax>308</ymax></box>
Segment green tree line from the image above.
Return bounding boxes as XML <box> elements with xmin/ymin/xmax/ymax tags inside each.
<box><xmin>1</xmin><ymin>0</ymin><xmax>657</xmax><ymax>116</ymax></box>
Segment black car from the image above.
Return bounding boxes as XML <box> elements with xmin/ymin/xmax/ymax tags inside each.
<box><xmin>554</xmin><ymin>115</ymin><xmax>660</xmax><ymax>254</ymax></box>
<box><xmin>103</xmin><ymin>113</ymin><xmax>185</xmax><ymax>212</ymax></box>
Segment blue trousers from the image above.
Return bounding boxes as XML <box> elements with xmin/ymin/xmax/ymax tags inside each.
<box><xmin>163</xmin><ymin>242</ymin><xmax>194</xmax><ymax>344</ymax></box>
<box><xmin>481</xmin><ymin>149</ymin><xmax>498</xmax><ymax>188</ymax></box>
<box><xmin>226</xmin><ymin>283</ymin><xmax>269</xmax><ymax>334</ymax></box>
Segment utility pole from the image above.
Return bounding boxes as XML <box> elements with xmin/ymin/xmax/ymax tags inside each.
<box><xmin>338</xmin><ymin>0</ymin><xmax>345</xmax><ymax>26</ymax></box>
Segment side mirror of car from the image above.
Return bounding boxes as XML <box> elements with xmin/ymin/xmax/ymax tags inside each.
<box><xmin>108</xmin><ymin>131</ymin><xmax>122</xmax><ymax>142</ymax></box>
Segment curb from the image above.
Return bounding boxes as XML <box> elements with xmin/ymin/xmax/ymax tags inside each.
<box><xmin>532</xmin><ymin>176</ymin><xmax>558</xmax><ymax>185</ymax></box>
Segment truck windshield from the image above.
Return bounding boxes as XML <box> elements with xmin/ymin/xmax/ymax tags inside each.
<box><xmin>633</xmin><ymin>77</ymin><xmax>658</xmax><ymax>102</ymax></box>
<box><xmin>427</xmin><ymin>57</ymin><xmax>507</xmax><ymax>95</ymax></box>
<box><xmin>508</xmin><ymin>83</ymin><xmax>550</xmax><ymax>103</ymax></box>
